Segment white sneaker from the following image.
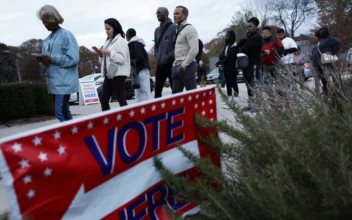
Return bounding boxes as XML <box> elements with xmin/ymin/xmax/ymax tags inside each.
<box><xmin>223</xmin><ymin>96</ymin><xmax>233</xmax><ymax>109</ymax></box>
<box><xmin>233</xmin><ymin>97</ymin><xmax>240</xmax><ymax>103</ymax></box>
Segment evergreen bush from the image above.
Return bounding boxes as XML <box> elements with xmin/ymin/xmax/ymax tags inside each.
<box><xmin>155</xmin><ymin>66</ymin><xmax>352</xmax><ymax>219</ymax></box>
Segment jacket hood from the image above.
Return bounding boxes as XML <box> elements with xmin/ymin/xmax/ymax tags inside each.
<box><xmin>128</xmin><ymin>36</ymin><xmax>146</xmax><ymax>46</ymax></box>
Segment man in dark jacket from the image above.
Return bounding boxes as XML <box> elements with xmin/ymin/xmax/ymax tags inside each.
<box><xmin>154</xmin><ymin>7</ymin><xmax>177</xmax><ymax>98</ymax></box>
<box><xmin>262</xmin><ymin>26</ymin><xmax>284</xmax><ymax>82</ymax></box>
<box><xmin>127</xmin><ymin>28</ymin><xmax>152</xmax><ymax>103</ymax></box>
<box><xmin>237</xmin><ymin>17</ymin><xmax>263</xmax><ymax>112</ymax></box>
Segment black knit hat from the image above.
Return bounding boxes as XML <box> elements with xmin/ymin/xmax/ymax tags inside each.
<box><xmin>248</xmin><ymin>17</ymin><xmax>260</xmax><ymax>27</ymax></box>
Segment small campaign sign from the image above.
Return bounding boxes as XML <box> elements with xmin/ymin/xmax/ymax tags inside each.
<box><xmin>79</xmin><ymin>79</ymin><xmax>100</xmax><ymax>105</ymax></box>
<box><xmin>0</xmin><ymin>86</ymin><xmax>220</xmax><ymax>220</ymax></box>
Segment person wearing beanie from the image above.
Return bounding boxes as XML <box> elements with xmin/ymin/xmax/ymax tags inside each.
<box><xmin>237</xmin><ymin>17</ymin><xmax>263</xmax><ymax>112</ymax></box>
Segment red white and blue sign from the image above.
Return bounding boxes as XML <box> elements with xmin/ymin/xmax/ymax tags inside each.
<box><xmin>0</xmin><ymin>86</ymin><xmax>220</xmax><ymax>219</ymax></box>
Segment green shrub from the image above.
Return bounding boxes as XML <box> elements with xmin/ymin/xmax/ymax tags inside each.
<box><xmin>155</xmin><ymin>70</ymin><xmax>352</xmax><ymax>219</ymax></box>
<box><xmin>0</xmin><ymin>82</ymin><xmax>54</xmax><ymax>122</ymax></box>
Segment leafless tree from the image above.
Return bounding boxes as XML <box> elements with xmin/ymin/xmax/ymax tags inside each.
<box><xmin>270</xmin><ymin>0</ymin><xmax>316</xmax><ymax>37</ymax></box>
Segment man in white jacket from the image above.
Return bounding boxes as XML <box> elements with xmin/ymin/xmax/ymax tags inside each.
<box><xmin>172</xmin><ymin>5</ymin><xmax>199</xmax><ymax>94</ymax></box>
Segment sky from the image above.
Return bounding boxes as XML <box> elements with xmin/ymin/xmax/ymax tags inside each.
<box><xmin>0</xmin><ymin>0</ymin><xmax>315</xmax><ymax>52</ymax></box>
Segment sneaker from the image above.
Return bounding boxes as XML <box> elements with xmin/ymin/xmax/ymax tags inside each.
<box><xmin>223</xmin><ymin>104</ymin><xmax>230</xmax><ymax>109</ymax></box>
<box><xmin>233</xmin><ymin>97</ymin><xmax>240</xmax><ymax>103</ymax></box>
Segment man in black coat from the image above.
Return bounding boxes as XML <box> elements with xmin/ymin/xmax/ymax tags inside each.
<box><xmin>126</xmin><ymin>28</ymin><xmax>152</xmax><ymax>103</ymax></box>
<box><xmin>237</xmin><ymin>17</ymin><xmax>263</xmax><ymax>112</ymax></box>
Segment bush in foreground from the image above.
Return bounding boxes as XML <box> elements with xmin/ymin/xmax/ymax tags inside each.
<box><xmin>155</xmin><ymin>68</ymin><xmax>352</xmax><ymax>219</ymax></box>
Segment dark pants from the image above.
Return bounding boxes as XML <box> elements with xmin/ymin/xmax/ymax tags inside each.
<box><xmin>155</xmin><ymin>64</ymin><xmax>173</xmax><ymax>98</ymax></box>
<box><xmin>224</xmin><ymin>68</ymin><xmax>239</xmax><ymax>97</ymax></box>
<box><xmin>101</xmin><ymin>76</ymin><xmax>127</xmax><ymax>111</ymax></box>
<box><xmin>315</xmin><ymin>63</ymin><xmax>336</xmax><ymax>94</ymax></box>
<box><xmin>243</xmin><ymin>64</ymin><xmax>255</xmax><ymax>97</ymax></box>
<box><xmin>219</xmin><ymin>71</ymin><xmax>226</xmax><ymax>88</ymax></box>
<box><xmin>171</xmin><ymin>62</ymin><xmax>197</xmax><ymax>94</ymax></box>
<box><xmin>52</xmin><ymin>94</ymin><xmax>72</xmax><ymax>122</ymax></box>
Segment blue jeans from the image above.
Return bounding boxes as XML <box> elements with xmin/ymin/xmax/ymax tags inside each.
<box><xmin>220</xmin><ymin>71</ymin><xmax>225</xmax><ymax>88</ymax></box>
<box><xmin>53</xmin><ymin>94</ymin><xmax>72</xmax><ymax>122</ymax></box>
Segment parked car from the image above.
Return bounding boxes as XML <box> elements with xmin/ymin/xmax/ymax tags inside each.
<box><xmin>206</xmin><ymin>68</ymin><xmax>245</xmax><ymax>84</ymax></box>
<box><xmin>206</xmin><ymin>68</ymin><xmax>220</xmax><ymax>84</ymax></box>
<box><xmin>70</xmin><ymin>73</ymin><xmax>155</xmax><ymax>103</ymax></box>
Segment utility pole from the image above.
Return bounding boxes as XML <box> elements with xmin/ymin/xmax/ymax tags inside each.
<box><xmin>15</xmin><ymin>59</ymin><xmax>21</xmax><ymax>82</ymax></box>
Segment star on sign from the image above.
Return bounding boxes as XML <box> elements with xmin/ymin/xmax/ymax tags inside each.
<box><xmin>103</xmin><ymin>117</ymin><xmax>109</xmax><ymax>124</ymax></box>
<box><xmin>27</xmin><ymin>189</ymin><xmax>35</xmax><ymax>199</ymax></box>
<box><xmin>188</xmin><ymin>96</ymin><xmax>192</xmax><ymax>101</ymax></box>
<box><xmin>12</xmin><ymin>143</ymin><xmax>22</xmax><ymax>153</ymax></box>
<box><xmin>211</xmin><ymin>118</ymin><xmax>215</xmax><ymax>121</ymax></box>
<box><xmin>19</xmin><ymin>159</ymin><xmax>29</xmax><ymax>168</ymax></box>
<box><xmin>32</xmin><ymin>137</ymin><xmax>42</xmax><ymax>146</ymax></box>
<box><xmin>210</xmin><ymin>109</ymin><xmax>214</xmax><ymax>114</ymax></box>
<box><xmin>202</xmin><ymin>111</ymin><xmax>206</xmax><ymax>116</ymax></box>
<box><xmin>58</xmin><ymin>146</ymin><xmax>66</xmax><ymax>155</ymax></box>
<box><xmin>23</xmin><ymin>175</ymin><xmax>32</xmax><ymax>184</ymax></box>
<box><xmin>129</xmin><ymin>110</ymin><xmax>135</xmax><ymax>117</ymax></box>
<box><xmin>53</xmin><ymin>131</ymin><xmax>61</xmax><ymax>140</ymax></box>
<box><xmin>196</xmin><ymin>94</ymin><xmax>199</xmax><ymax>99</ymax></box>
<box><xmin>209</xmin><ymin>99</ymin><xmax>213</xmax><ymax>105</ymax></box>
<box><xmin>172</xmin><ymin>100</ymin><xmax>176</xmax><ymax>105</ymax></box>
<box><xmin>203</xmin><ymin>92</ymin><xmax>207</xmax><ymax>97</ymax></box>
<box><xmin>44</xmin><ymin>168</ymin><xmax>52</xmax><ymax>177</ymax></box>
<box><xmin>116</xmin><ymin>114</ymin><xmax>122</xmax><ymax>121</ymax></box>
<box><xmin>38</xmin><ymin>152</ymin><xmax>48</xmax><ymax>162</ymax></box>
<box><xmin>152</xmin><ymin>105</ymin><xmax>157</xmax><ymax>111</ymax></box>
<box><xmin>161</xmin><ymin>103</ymin><xmax>166</xmax><ymax>108</ymax></box>
<box><xmin>140</xmin><ymin>108</ymin><xmax>146</xmax><ymax>114</ymax></box>
<box><xmin>202</xmin><ymin>102</ymin><xmax>205</xmax><ymax>106</ymax></box>
<box><xmin>209</xmin><ymin>91</ymin><xmax>213</xmax><ymax>95</ymax></box>
<box><xmin>87</xmin><ymin>122</ymin><xmax>94</xmax><ymax>129</ymax></box>
<box><xmin>195</xmin><ymin>104</ymin><xmax>198</xmax><ymax>109</ymax></box>
<box><xmin>180</xmin><ymin>98</ymin><xmax>184</xmax><ymax>103</ymax></box>
<box><xmin>71</xmin><ymin>126</ymin><xmax>78</xmax><ymax>134</ymax></box>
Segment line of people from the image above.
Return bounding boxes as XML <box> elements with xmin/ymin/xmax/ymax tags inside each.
<box><xmin>217</xmin><ymin>17</ymin><xmax>341</xmax><ymax>111</ymax></box>
<box><xmin>35</xmin><ymin>5</ymin><xmax>201</xmax><ymax>122</ymax></box>
<box><xmin>35</xmin><ymin>4</ymin><xmax>342</xmax><ymax>122</ymax></box>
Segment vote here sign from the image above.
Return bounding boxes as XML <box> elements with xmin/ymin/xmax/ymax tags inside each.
<box><xmin>0</xmin><ymin>86</ymin><xmax>220</xmax><ymax>219</ymax></box>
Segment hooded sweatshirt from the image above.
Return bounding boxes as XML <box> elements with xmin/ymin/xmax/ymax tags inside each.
<box><xmin>154</xmin><ymin>18</ymin><xmax>177</xmax><ymax>66</ymax></box>
<box><xmin>128</xmin><ymin>36</ymin><xmax>151</xmax><ymax>72</ymax></box>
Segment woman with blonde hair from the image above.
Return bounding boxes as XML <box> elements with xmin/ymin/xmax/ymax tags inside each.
<box><xmin>36</xmin><ymin>5</ymin><xmax>79</xmax><ymax>122</ymax></box>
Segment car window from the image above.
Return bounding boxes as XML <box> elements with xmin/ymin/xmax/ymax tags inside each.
<box><xmin>94</xmin><ymin>76</ymin><xmax>101</xmax><ymax>81</ymax></box>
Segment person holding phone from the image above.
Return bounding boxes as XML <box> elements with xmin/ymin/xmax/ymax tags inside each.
<box><xmin>36</xmin><ymin>5</ymin><xmax>79</xmax><ymax>122</ymax></box>
<box><xmin>96</xmin><ymin>18</ymin><xmax>130</xmax><ymax>111</ymax></box>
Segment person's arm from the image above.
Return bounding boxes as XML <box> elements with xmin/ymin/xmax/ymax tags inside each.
<box><xmin>274</xmin><ymin>38</ymin><xmax>284</xmax><ymax>57</ymax></box>
<box><xmin>154</xmin><ymin>28</ymin><xmax>159</xmax><ymax>56</ymax></box>
<box><xmin>161</xmin><ymin>25</ymin><xmax>177</xmax><ymax>64</ymax></box>
<box><xmin>110</xmin><ymin>39</ymin><xmax>128</xmax><ymax>65</ymax></box>
<box><xmin>50</xmin><ymin>32</ymin><xmax>79</xmax><ymax>68</ymax></box>
<box><xmin>181</xmin><ymin>26</ymin><xmax>199</xmax><ymax>69</ymax></box>
<box><xmin>283</xmin><ymin>39</ymin><xmax>298</xmax><ymax>55</ymax></box>
<box><xmin>331</xmin><ymin>37</ymin><xmax>342</xmax><ymax>55</ymax></box>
